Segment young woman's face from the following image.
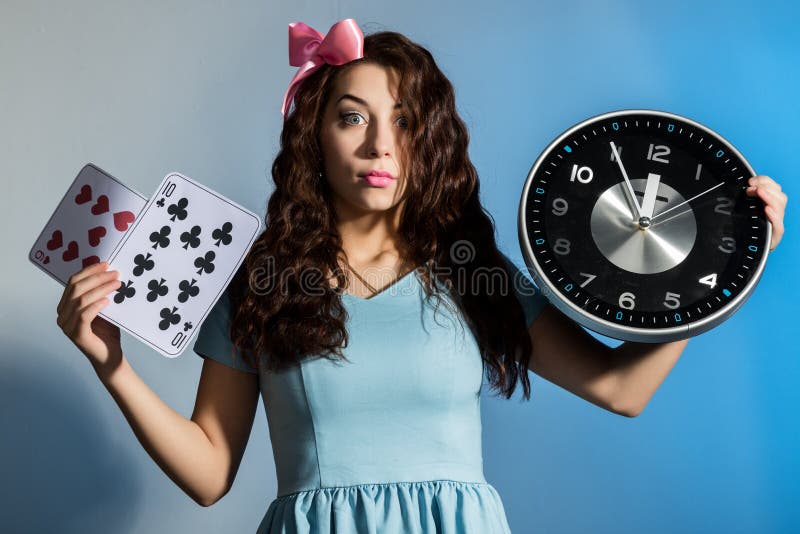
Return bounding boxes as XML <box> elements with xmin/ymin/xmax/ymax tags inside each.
<box><xmin>320</xmin><ymin>63</ymin><xmax>410</xmax><ymax>218</ymax></box>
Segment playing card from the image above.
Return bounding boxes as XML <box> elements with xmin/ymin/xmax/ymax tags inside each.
<box><xmin>29</xmin><ymin>163</ymin><xmax>147</xmax><ymax>285</ymax></box>
<box><xmin>99</xmin><ymin>171</ymin><xmax>262</xmax><ymax>358</ymax></box>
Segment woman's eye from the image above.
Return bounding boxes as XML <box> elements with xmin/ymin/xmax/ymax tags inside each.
<box><xmin>397</xmin><ymin>116</ymin><xmax>409</xmax><ymax>129</ymax></box>
<box><xmin>340</xmin><ymin>112</ymin><xmax>364</xmax><ymax>125</ymax></box>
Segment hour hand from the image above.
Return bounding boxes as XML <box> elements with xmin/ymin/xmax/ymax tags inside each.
<box><xmin>640</xmin><ymin>172</ymin><xmax>661</xmax><ymax>220</ymax></box>
<box><xmin>609</xmin><ymin>141</ymin><xmax>642</xmax><ymax>220</ymax></box>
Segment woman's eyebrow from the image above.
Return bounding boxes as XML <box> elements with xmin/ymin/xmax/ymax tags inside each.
<box><xmin>336</xmin><ymin>93</ymin><xmax>403</xmax><ymax>109</ymax></box>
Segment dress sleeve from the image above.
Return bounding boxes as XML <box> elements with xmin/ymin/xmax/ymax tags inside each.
<box><xmin>500</xmin><ymin>252</ymin><xmax>550</xmax><ymax>329</ymax></box>
<box><xmin>193</xmin><ymin>289</ymin><xmax>259</xmax><ymax>374</ymax></box>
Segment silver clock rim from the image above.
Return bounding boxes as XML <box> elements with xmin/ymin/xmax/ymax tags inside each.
<box><xmin>517</xmin><ymin>108</ymin><xmax>772</xmax><ymax>343</ymax></box>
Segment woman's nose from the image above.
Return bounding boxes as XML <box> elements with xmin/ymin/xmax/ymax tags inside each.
<box><xmin>366</xmin><ymin>122</ymin><xmax>395</xmax><ymax>159</ymax></box>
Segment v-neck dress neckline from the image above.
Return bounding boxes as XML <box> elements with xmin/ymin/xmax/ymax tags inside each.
<box><xmin>341</xmin><ymin>265</ymin><xmax>422</xmax><ymax>302</ymax></box>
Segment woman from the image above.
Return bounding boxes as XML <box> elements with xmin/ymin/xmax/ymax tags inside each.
<box><xmin>56</xmin><ymin>19</ymin><xmax>788</xmax><ymax>533</ymax></box>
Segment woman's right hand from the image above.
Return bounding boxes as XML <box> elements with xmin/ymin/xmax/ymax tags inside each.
<box><xmin>56</xmin><ymin>261</ymin><xmax>124</xmax><ymax>371</ymax></box>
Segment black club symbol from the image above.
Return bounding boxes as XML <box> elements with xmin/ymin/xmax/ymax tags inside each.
<box><xmin>132</xmin><ymin>252</ymin><xmax>155</xmax><ymax>276</ymax></box>
<box><xmin>149</xmin><ymin>225</ymin><xmax>171</xmax><ymax>250</ymax></box>
<box><xmin>158</xmin><ymin>306</ymin><xmax>181</xmax><ymax>331</ymax></box>
<box><xmin>146</xmin><ymin>278</ymin><xmax>169</xmax><ymax>302</ymax></box>
<box><xmin>167</xmin><ymin>197</ymin><xmax>189</xmax><ymax>222</ymax></box>
<box><xmin>212</xmin><ymin>222</ymin><xmax>233</xmax><ymax>246</ymax></box>
<box><xmin>194</xmin><ymin>250</ymin><xmax>216</xmax><ymax>276</ymax></box>
<box><xmin>183</xmin><ymin>321</ymin><xmax>193</xmax><ymax>332</ymax></box>
<box><xmin>113</xmin><ymin>280</ymin><xmax>136</xmax><ymax>303</ymax></box>
<box><xmin>178</xmin><ymin>278</ymin><xmax>200</xmax><ymax>303</ymax></box>
<box><xmin>156</xmin><ymin>197</ymin><xmax>165</xmax><ymax>208</ymax></box>
<box><xmin>180</xmin><ymin>225</ymin><xmax>201</xmax><ymax>250</ymax></box>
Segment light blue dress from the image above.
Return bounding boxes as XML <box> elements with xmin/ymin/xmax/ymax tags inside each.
<box><xmin>193</xmin><ymin>254</ymin><xmax>548</xmax><ymax>533</ymax></box>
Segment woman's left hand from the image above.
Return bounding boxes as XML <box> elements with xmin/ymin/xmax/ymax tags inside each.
<box><xmin>746</xmin><ymin>175</ymin><xmax>787</xmax><ymax>251</ymax></box>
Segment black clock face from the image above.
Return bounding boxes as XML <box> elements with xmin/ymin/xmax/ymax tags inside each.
<box><xmin>518</xmin><ymin>110</ymin><xmax>770</xmax><ymax>342</ymax></box>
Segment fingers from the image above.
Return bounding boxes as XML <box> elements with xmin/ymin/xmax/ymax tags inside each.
<box><xmin>752</xmin><ymin>185</ymin><xmax>788</xmax><ymax>209</ymax></box>
<box><xmin>57</xmin><ymin>261</ymin><xmax>110</xmax><ymax>314</ymax></box>
<box><xmin>57</xmin><ymin>267</ymin><xmax>120</xmax><ymax>328</ymax></box>
<box><xmin>767</xmin><ymin>210</ymin><xmax>784</xmax><ymax>250</ymax></box>
<box><xmin>79</xmin><ymin>277</ymin><xmax>122</xmax><ymax>312</ymax></box>
<box><xmin>747</xmin><ymin>175</ymin><xmax>782</xmax><ymax>191</ymax></box>
<box><xmin>746</xmin><ymin>175</ymin><xmax>786</xmax><ymax>198</ymax></box>
<box><xmin>745</xmin><ymin>175</ymin><xmax>787</xmax><ymax>252</ymax></box>
<box><xmin>745</xmin><ymin>175</ymin><xmax>788</xmax><ymax>208</ymax></box>
<box><xmin>64</xmin><ymin>297</ymin><xmax>112</xmax><ymax>339</ymax></box>
<box><xmin>64</xmin><ymin>275</ymin><xmax>120</xmax><ymax>325</ymax></box>
<box><xmin>70</xmin><ymin>259</ymin><xmax>111</xmax><ymax>284</ymax></box>
<box><xmin>58</xmin><ymin>266</ymin><xmax>119</xmax><ymax>316</ymax></box>
<box><xmin>58</xmin><ymin>279</ymin><xmax>118</xmax><ymax>336</ymax></box>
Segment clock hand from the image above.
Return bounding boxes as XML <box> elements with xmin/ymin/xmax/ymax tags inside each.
<box><xmin>640</xmin><ymin>172</ymin><xmax>661</xmax><ymax>220</ymax></box>
<box><xmin>650</xmin><ymin>181</ymin><xmax>725</xmax><ymax>222</ymax></box>
<box><xmin>650</xmin><ymin>207</ymin><xmax>692</xmax><ymax>229</ymax></box>
<box><xmin>609</xmin><ymin>141</ymin><xmax>642</xmax><ymax>219</ymax></box>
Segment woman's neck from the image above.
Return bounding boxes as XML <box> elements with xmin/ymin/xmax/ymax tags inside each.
<box><xmin>334</xmin><ymin>201</ymin><xmax>406</xmax><ymax>265</ymax></box>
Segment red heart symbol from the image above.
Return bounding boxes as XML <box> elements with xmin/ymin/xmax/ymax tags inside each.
<box><xmin>82</xmin><ymin>255</ymin><xmax>100</xmax><ymax>268</ymax></box>
<box><xmin>91</xmin><ymin>195</ymin><xmax>110</xmax><ymax>215</ymax></box>
<box><xmin>44</xmin><ymin>255</ymin><xmax>50</xmax><ymax>264</ymax></box>
<box><xmin>88</xmin><ymin>225</ymin><xmax>107</xmax><ymax>246</ymax></box>
<box><xmin>113</xmin><ymin>210</ymin><xmax>136</xmax><ymax>232</ymax></box>
<box><xmin>75</xmin><ymin>184</ymin><xmax>92</xmax><ymax>204</ymax></box>
<box><xmin>46</xmin><ymin>230</ymin><xmax>63</xmax><ymax>250</ymax></box>
<box><xmin>62</xmin><ymin>240</ymin><xmax>79</xmax><ymax>262</ymax></box>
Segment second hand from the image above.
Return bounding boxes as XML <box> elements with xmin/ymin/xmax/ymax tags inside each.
<box><xmin>651</xmin><ymin>181</ymin><xmax>726</xmax><ymax>222</ymax></box>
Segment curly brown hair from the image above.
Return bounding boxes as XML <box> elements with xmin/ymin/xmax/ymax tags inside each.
<box><xmin>228</xmin><ymin>30</ymin><xmax>537</xmax><ymax>400</ymax></box>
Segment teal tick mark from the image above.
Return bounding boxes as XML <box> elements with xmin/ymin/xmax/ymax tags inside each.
<box><xmin>564</xmin><ymin>145</ymin><xmax>572</xmax><ymax>153</ymax></box>
<box><xmin>722</xmin><ymin>289</ymin><xmax>731</xmax><ymax>297</ymax></box>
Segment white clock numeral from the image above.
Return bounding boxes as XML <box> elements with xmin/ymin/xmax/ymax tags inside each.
<box><xmin>663</xmin><ymin>292</ymin><xmax>681</xmax><ymax>310</ymax></box>
<box><xmin>699</xmin><ymin>273</ymin><xmax>718</xmax><ymax>289</ymax></box>
<box><xmin>647</xmin><ymin>144</ymin><xmax>671</xmax><ymax>163</ymax></box>
<box><xmin>578</xmin><ymin>272</ymin><xmax>596</xmax><ymax>288</ymax></box>
<box><xmin>695</xmin><ymin>163</ymin><xmax>703</xmax><ymax>181</ymax></box>
<box><xmin>619</xmin><ymin>292</ymin><xmax>636</xmax><ymax>310</ymax></box>
<box><xmin>553</xmin><ymin>238</ymin><xmax>571</xmax><ymax>255</ymax></box>
<box><xmin>714</xmin><ymin>197</ymin><xmax>733</xmax><ymax>216</ymax></box>
<box><xmin>719</xmin><ymin>236</ymin><xmax>736</xmax><ymax>254</ymax></box>
<box><xmin>610</xmin><ymin>145</ymin><xmax>623</xmax><ymax>162</ymax></box>
<box><xmin>552</xmin><ymin>197</ymin><xmax>568</xmax><ymax>216</ymax></box>
<box><xmin>570</xmin><ymin>164</ymin><xmax>594</xmax><ymax>184</ymax></box>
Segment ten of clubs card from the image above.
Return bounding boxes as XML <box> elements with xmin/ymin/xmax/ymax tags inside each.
<box><xmin>98</xmin><ymin>172</ymin><xmax>261</xmax><ymax>358</ymax></box>
<box><xmin>29</xmin><ymin>163</ymin><xmax>147</xmax><ymax>285</ymax></box>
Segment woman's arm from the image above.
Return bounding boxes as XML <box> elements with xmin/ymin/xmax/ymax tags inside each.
<box><xmin>524</xmin><ymin>305</ymin><xmax>683</xmax><ymax>417</ymax></box>
<box><xmin>96</xmin><ymin>356</ymin><xmax>259</xmax><ymax>506</ymax></box>
<box><xmin>607</xmin><ymin>337</ymin><xmax>688</xmax><ymax>416</ymax></box>
<box><xmin>57</xmin><ymin>261</ymin><xmax>260</xmax><ymax>506</ymax></box>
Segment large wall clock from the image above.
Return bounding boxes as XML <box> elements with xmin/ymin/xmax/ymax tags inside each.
<box><xmin>518</xmin><ymin>109</ymin><xmax>771</xmax><ymax>342</ymax></box>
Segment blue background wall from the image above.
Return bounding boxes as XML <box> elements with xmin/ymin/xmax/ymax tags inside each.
<box><xmin>2</xmin><ymin>1</ymin><xmax>797</xmax><ymax>532</ymax></box>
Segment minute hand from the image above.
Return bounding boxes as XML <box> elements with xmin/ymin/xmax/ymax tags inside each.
<box><xmin>650</xmin><ymin>181</ymin><xmax>726</xmax><ymax>222</ymax></box>
<box><xmin>609</xmin><ymin>141</ymin><xmax>642</xmax><ymax>219</ymax></box>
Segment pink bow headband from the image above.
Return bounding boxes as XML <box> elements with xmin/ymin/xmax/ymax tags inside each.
<box><xmin>281</xmin><ymin>19</ymin><xmax>365</xmax><ymax>119</ymax></box>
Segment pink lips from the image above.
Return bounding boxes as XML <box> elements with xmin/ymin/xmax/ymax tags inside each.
<box><xmin>361</xmin><ymin>170</ymin><xmax>395</xmax><ymax>187</ymax></box>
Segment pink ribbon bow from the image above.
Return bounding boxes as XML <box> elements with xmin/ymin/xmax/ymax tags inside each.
<box><xmin>281</xmin><ymin>19</ymin><xmax>364</xmax><ymax>118</ymax></box>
